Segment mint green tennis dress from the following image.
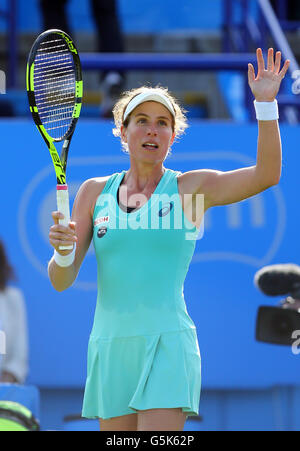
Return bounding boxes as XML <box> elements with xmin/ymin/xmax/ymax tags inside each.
<box><xmin>82</xmin><ymin>168</ymin><xmax>201</xmax><ymax>420</ymax></box>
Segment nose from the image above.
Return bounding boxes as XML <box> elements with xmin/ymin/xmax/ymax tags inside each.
<box><xmin>147</xmin><ymin>123</ymin><xmax>158</xmax><ymax>136</ymax></box>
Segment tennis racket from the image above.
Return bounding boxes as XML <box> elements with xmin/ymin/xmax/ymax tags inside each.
<box><xmin>26</xmin><ymin>29</ymin><xmax>83</xmax><ymax>250</ymax></box>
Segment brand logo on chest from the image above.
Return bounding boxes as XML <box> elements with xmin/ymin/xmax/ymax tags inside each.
<box><xmin>158</xmin><ymin>202</ymin><xmax>174</xmax><ymax>217</ymax></box>
<box><xmin>94</xmin><ymin>216</ymin><xmax>109</xmax><ymax>226</ymax></box>
<box><xmin>97</xmin><ymin>226</ymin><xmax>108</xmax><ymax>238</ymax></box>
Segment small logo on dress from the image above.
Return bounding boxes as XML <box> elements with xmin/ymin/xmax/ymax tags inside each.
<box><xmin>158</xmin><ymin>202</ymin><xmax>174</xmax><ymax>217</ymax></box>
<box><xmin>94</xmin><ymin>216</ymin><xmax>109</xmax><ymax>226</ymax></box>
<box><xmin>97</xmin><ymin>226</ymin><xmax>107</xmax><ymax>238</ymax></box>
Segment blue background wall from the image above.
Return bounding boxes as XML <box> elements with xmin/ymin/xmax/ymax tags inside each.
<box><xmin>11</xmin><ymin>0</ymin><xmax>261</xmax><ymax>33</ymax></box>
<box><xmin>1</xmin><ymin>118</ymin><xmax>300</xmax><ymax>429</ymax></box>
<box><xmin>13</xmin><ymin>0</ymin><xmax>223</xmax><ymax>33</ymax></box>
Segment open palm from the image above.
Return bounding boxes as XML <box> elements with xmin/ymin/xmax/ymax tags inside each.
<box><xmin>248</xmin><ymin>48</ymin><xmax>290</xmax><ymax>102</ymax></box>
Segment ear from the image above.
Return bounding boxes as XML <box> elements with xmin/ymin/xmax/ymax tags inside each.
<box><xmin>121</xmin><ymin>125</ymin><xmax>127</xmax><ymax>144</ymax></box>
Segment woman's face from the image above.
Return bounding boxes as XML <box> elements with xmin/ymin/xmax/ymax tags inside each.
<box><xmin>121</xmin><ymin>101</ymin><xmax>175</xmax><ymax>163</ymax></box>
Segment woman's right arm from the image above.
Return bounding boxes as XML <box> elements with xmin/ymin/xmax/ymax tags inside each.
<box><xmin>48</xmin><ymin>178</ymin><xmax>107</xmax><ymax>291</ymax></box>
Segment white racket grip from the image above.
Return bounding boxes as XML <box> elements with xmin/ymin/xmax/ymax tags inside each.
<box><xmin>56</xmin><ymin>184</ymin><xmax>73</xmax><ymax>251</ymax></box>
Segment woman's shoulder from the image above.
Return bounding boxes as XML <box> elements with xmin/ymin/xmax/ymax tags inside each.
<box><xmin>84</xmin><ymin>174</ymin><xmax>115</xmax><ymax>186</ymax></box>
<box><xmin>76</xmin><ymin>175</ymin><xmax>114</xmax><ymax>198</ymax></box>
<box><xmin>74</xmin><ymin>174</ymin><xmax>117</xmax><ymax>218</ymax></box>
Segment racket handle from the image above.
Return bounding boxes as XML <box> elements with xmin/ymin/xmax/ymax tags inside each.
<box><xmin>56</xmin><ymin>184</ymin><xmax>73</xmax><ymax>251</ymax></box>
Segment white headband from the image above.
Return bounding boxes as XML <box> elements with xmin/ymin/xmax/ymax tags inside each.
<box><xmin>123</xmin><ymin>90</ymin><xmax>176</xmax><ymax>122</ymax></box>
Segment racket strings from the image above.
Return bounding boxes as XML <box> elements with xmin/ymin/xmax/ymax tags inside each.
<box><xmin>33</xmin><ymin>35</ymin><xmax>76</xmax><ymax>140</ymax></box>
<box><xmin>34</xmin><ymin>79</ymin><xmax>75</xmax><ymax>96</ymax></box>
<box><xmin>34</xmin><ymin>53</ymin><xmax>73</xmax><ymax>71</ymax></box>
<box><xmin>34</xmin><ymin>68</ymin><xmax>74</xmax><ymax>81</ymax></box>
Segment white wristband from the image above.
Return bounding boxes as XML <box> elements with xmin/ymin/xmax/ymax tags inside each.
<box><xmin>54</xmin><ymin>244</ymin><xmax>76</xmax><ymax>267</ymax></box>
<box><xmin>254</xmin><ymin>100</ymin><xmax>279</xmax><ymax>121</ymax></box>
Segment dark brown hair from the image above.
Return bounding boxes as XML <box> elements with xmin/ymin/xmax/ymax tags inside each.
<box><xmin>0</xmin><ymin>240</ymin><xmax>15</xmax><ymax>291</ymax></box>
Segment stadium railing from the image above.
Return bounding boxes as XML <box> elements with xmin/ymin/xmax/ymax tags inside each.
<box><xmin>270</xmin><ymin>0</ymin><xmax>300</xmax><ymax>32</ymax></box>
<box><xmin>80</xmin><ymin>0</ymin><xmax>299</xmax><ymax>123</ymax></box>
<box><xmin>222</xmin><ymin>0</ymin><xmax>300</xmax><ymax>123</ymax></box>
<box><xmin>5</xmin><ymin>0</ymin><xmax>299</xmax><ymax>121</ymax></box>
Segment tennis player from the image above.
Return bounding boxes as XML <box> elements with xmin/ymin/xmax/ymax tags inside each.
<box><xmin>48</xmin><ymin>48</ymin><xmax>289</xmax><ymax>431</ymax></box>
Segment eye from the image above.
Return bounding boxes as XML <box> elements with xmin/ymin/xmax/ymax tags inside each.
<box><xmin>158</xmin><ymin>120</ymin><xmax>167</xmax><ymax>126</ymax></box>
<box><xmin>137</xmin><ymin>117</ymin><xmax>147</xmax><ymax>124</ymax></box>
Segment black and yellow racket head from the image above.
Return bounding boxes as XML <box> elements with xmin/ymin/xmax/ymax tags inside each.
<box><xmin>26</xmin><ymin>29</ymin><xmax>83</xmax><ymax>184</ymax></box>
<box><xmin>26</xmin><ymin>29</ymin><xmax>82</xmax><ymax>142</ymax></box>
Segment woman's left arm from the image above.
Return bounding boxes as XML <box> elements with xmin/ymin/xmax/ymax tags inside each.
<box><xmin>249</xmin><ymin>48</ymin><xmax>289</xmax><ymax>185</ymax></box>
<box><xmin>182</xmin><ymin>48</ymin><xmax>290</xmax><ymax>210</ymax></box>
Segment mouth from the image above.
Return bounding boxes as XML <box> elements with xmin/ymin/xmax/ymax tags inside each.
<box><xmin>142</xmin><ymin>142</ymin><xmax>159</xmax><ymax>151</ymax></box>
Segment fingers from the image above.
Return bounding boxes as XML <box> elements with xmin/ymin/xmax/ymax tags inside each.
<box><xmin>256</xmin><ymin>48</ymin><xmax>265</xmax><ymax>73</ymax></box>
<box><xmin>267</xmin><ymin>48</ymin><xmax>274</xmax><ymax>71</ymax></box>
<box><xmin>273</xmin><ymin>50</ymin><xmax>290</xmax><ymax>79</ymax></box>
<box><xmin>279</xmin><ymin>59</ymin><xmax>290</xmax><ymax>79</ymax></box>
<box><xmin>50</xmin><ymin>211</ymin><xmax>77</xmax><ymax>252</ymax></box>
<box><xmin>255</xmin><ymin>48</ymin><xmax>290</xmax><ymax>78</ymax></box>
<box><xmin>274</xmin><ymin>50</ymin><xmax>281</xmax><ymax>73</ymax></box>
<box><xmin>49</xmin><ymin>226</ymin><xmax>77</xmax><ymax>252</ymax></box>
<box><xmin>256</xmin><ymin>48</ymin><xmax>289</xmax><ymax>72</ymax></box>
<box><xmin>52</xmin><ymin>210</ymin><xmax>64</xmax><ymax>225</ymax></box>
<box><xmin>248</xmin><ymin>63</ymin><xmax>255</xmax><ymax>83</ymax></box>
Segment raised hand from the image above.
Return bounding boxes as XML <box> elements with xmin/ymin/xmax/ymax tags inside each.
<box><xmin>248</xmin><ymin>48</ymin><xmax>290</xmax><ymax>102</ymax></box>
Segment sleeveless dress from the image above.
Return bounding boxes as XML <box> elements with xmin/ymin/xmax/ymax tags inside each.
<box><xmin>82</xmin><ymin>168</ymin><xmax>201</xmax><ymax>420</ymax></box>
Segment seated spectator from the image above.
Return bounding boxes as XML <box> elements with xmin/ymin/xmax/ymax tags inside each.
<box><xmin>0</xmin><ymin>240</ymin><xmax>28</xmax><ymax>384</ymax></box>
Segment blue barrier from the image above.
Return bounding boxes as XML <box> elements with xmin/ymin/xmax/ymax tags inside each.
<box><xmin>79</xmin><ymin>52</ymin><xmax>299</xmax><ymax>122</ymax></box>
<box><xmin>1</xmin><ymin>118</ymin><xmax>300</xmax><ymax>389</ymax></box>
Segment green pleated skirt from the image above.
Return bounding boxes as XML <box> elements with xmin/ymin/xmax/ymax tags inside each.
<box><xmin>82</xmin><ymin>328</ymin><xmax>201</xmax><ymax>420</ymax></box>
